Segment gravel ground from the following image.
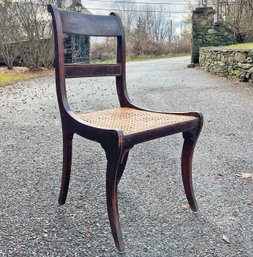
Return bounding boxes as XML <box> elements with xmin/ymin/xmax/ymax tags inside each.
<box><xmin>0</xmin><ymin>56</ymin><xmax>252</xmax><ymax>257</ymax></box>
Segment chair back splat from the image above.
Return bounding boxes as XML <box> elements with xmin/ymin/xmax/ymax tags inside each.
<box><xmin>48</xmin><ymin>4</ymin><xmax>203</xmax><ymax>253</ymax></box>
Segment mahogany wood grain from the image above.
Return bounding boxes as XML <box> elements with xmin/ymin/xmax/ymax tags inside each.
<box><xmin>65</xmin><ymin>64</ymin><xmax>121</xmax><ymax>78</ymax></box>
<box><xmin>60</xmin><ymin>10</ymin><xmax>122</xmax><ymax>36</ymax></box>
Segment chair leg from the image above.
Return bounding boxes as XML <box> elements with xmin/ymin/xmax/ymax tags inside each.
<box><xmin>105</xmin><ymin>146</ymin><xmax>125</xmax><ymax>253</ymax></box>
<box><xmin>116</xmin><ymin>150</ymin><xmax>129</xmax><ymax>185</ymax></box>
<box><xmin>58</xmin><ymin>134</ymin><xmax>73</xmax><ymax>205</ymax></box>
<box><xmin>181</xmin><ymin>121</ymin><xmax>203</xmax><ymax>212</ymax></box>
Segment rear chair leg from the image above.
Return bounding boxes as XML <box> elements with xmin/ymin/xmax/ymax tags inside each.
<box><xmin>58</xmin><ymin>133</ymin><xmax>73</xmax><ymax>205</ymax></box>
<box><xmin>104</xmin><ymin>144</ymin><xmax>126</xmax><ymax>253</ymax></box>
<box><xmin>182</xmin><ymin>116</ymin><xmax>203</xmax><ymax>212</ymax></box>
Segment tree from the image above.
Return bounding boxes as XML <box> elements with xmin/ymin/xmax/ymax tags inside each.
<box><xmin>0</xmin><ymin>0</ymin><xmax>65</xmax><ymax>69</ymax></box>
<box><xmin>140</xmin><ymin>4</ymin><xmax>170</xmax><ymax>42</ymax></box>
<box><xmin>11</xmin><ymin>0</ymin><xmax>56</xmax><ymax>69</ymax></box>
<box><xmin>151</xmin><ymin>5</ymin><xmax>170</xmax><ymax>42</ymax></box>
<box><xmin>212</xmin><ymin>0</ymin><xmax>253</xmax><ymax>43</ymax></box>
<box><xmin>116</xmin><ymin>0</ymin><xmax>136</xmax><ymax>40</ymax></box>
<box><xmin>130</xmin><ymin>17</ymin><xmax>150</xmax><ymax>56</ymax></box>
<box><xmin>175</xmin><ymin>13</ymin><xmax>192</xmax><ymax>54</ymax></box>
<box><xmin>0</xmin><ymin>1</ymin><xmax>21</xmax><ymax>69</ymax></box>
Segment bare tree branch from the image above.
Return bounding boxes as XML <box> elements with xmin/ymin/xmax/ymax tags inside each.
<box><xmin>116</xmin><ymin>0</ymin><xmax>136</xmax><ymax>40</ymax></box>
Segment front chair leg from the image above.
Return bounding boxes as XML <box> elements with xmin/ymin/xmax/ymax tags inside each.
<box><xmin>58</xmin><ymin>133</ymin><xmax>73</xmax><ymax>205</ymax></box>
<box><xmin>104</xmin><ymin>144</ymin><xmax>125</xmax><ymax>253</ymax></box>
<box><xmin>116</xmin><ymin>149</ymin><xmax>130</xmax><ymax>185</ymax></box>
<box><xmin>181</xmin><ymin>116</ymin><xmax>203</xmax><ymax>212</ymax></box>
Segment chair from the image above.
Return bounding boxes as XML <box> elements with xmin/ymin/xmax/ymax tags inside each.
<box><xmin>48</xmin><ymin>4</ymin><xmax>203</xmax><ymax>253</ymax></box>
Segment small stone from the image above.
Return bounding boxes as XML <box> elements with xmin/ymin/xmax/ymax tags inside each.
<box><xmin>187</xmin><ymin>63</ymin><xmax>196</xmax><ymax>68</ymax></box>
<box><xmin>246</xmin><ymin>57</ymin><xmax>253</xmax><ymax>63</ymax></box>
<box><xmin>238</xmin><ymin>63</ymin><xmax>251</xmax><ymax>69</ymax></box>
<box><xmin>248</xmin><ymin>67</ymin><xmax>253</xmax><ymax>74</ymax></box>
<box><xmin>234</xmin><ymin>52</ymin><xmax>247</xmax><ymax>63</ymax></box>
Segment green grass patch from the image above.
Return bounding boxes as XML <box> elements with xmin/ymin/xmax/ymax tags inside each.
<box><xmin>93</xmin><ymin>53</ymin><xmax>190</xmax><ymax>64</ymax></box>
<box><xmin>224</xmin><ymin>43</ymin><xmax>253</xmax><ymax>49</ymax></box>
<box><xmin>91</xmin><ymin>58</ymin><xmax>116</xmax><ymax>64</ymax></box>
<box><xmin>1</xmin><ymin>53</ymin><xmax>190</xmax><ymax>86</ymax></box>
<box><xmin>0</xmin><ymin>70</ymin><xmax>53</xmax><ymax>87</ymax></box>
<box><xmin>126</xmin><ymin>53</ymin><xmax>188</xmax><ymax>62</ymax></box>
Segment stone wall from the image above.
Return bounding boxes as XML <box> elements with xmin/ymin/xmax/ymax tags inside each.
<box><xmin>200</xmin><ymin>47</ymin><xmax>253</xmax><ymax>83</ymax></box>
<box><xmin>191</xmin><ymin>7</ymin><xmax>233</xmax><ymax>64</ymax></box>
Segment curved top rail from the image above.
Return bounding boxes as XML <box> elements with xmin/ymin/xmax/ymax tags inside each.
<box><xmin>49</xmin><ymin>4</ymin><xmax>122</xmax><ymax>37</ymax></box>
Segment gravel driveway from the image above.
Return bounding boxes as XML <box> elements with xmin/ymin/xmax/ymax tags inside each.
<box><xmin>0</xmin><ymin>56</ymin><xmax>252</xmax><ymax>257</ymax></box>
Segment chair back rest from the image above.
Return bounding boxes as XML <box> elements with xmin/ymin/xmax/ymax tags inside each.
<box><xmin>48</xmin><ymin>4</ymin><xmax>127</xmax><ymax>112</ymax></box>
<box><xmin>60</xmin><ymin>10</ymin><xmax>122</xmax><ymax>37</ymax></box>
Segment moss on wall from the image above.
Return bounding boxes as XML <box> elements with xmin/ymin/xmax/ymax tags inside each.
<box><xmin>191</xmin><ymin>7</ymin><xmax>233</xmax><ymax>64</ymax></box>
<box><xmin>200</xmin><ymin>47</ymin><xmax>253</xmax><ymax>83</ymax></box>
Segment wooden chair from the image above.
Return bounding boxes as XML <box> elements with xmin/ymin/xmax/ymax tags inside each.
<box><xmin>48</xmin><ymin>4</ymin><xmax>203</xmax><ymax>253</ymax></box>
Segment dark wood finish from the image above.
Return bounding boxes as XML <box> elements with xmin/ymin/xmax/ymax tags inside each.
<box><xmin>58</xmin><ymin>132</ymin><xmax>73</xmax><ymax>205</ymax></box>
<box><xmin>181</xmin><ymin>114</ymin><xmax>203</xmax><ymax>212</ymax></box>
<box><xmin>48</xmin><ymin>4</ymin><xmax>204</xmax><ymax>253</ymax></box>
<box><xmin>60</xmin><ymin>9</ymin><xmax>122</xmax><ymax>36</ymax></box>
<box><xmin>65</xmin><ymin>64</ymin><xmax>121</xmax><ymax>78</ymax></box>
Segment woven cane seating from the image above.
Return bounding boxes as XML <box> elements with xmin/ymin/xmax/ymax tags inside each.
<box><xmin>48</xmin><ymin>4</ymin><xmax>203</xmax><ymax>253</ymax></box>
<box><xmin>78</xmin><ymin>108</ymin><xmax>197</xmax><ymax>135</ymax></box>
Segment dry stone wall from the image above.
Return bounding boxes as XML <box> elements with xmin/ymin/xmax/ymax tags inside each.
<box><xmin>200</xmin><ymin>47</ymin><xmax>253</xmax><ymax>83</ymax></box>
<box><xmin>191</xmin><ymin>7</ymin><xmax>233</xmax><ymax>64</ymax></box>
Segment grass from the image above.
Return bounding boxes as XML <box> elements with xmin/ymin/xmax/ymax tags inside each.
<box><xmin>1</xmin><ymin>53</ymin><xmax>190</xmax><ymax>86</ymax></box>
<box><xmin>127</xmin><ymin>53</ymin><xmax>189</xmax><ymax>62</ymax></box>
<box><xmin>93</xmin><ymin>53</ymin><xmax>190</xmax><ymax>64</ymax></box>
<box><xmin>0</xmin><ymin>69</ymin><xmax>53</xmax><ymax>87</ymax></box>
<box><xmin>224</xmin><ymin>43</ymin><xmax>253</xmax><ymax>49</ymax></box>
